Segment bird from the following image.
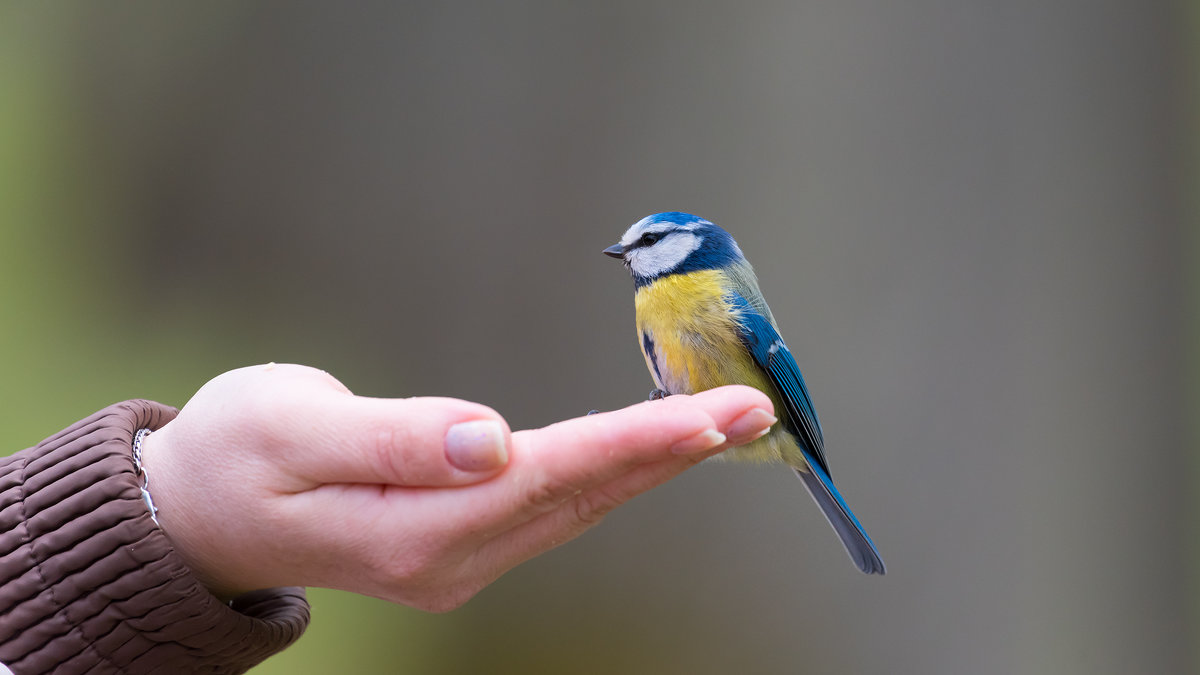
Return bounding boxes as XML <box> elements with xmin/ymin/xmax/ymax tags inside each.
<box><xmin>603</xmin><ymin>212</ymin><xmax>885</xmax><ymax>574</ymax></box>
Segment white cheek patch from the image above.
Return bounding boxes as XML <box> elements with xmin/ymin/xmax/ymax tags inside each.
<box><xmin>629</xmin><ymin>232</ymin><xmax>701</xmax><ymax>277</ymax></box>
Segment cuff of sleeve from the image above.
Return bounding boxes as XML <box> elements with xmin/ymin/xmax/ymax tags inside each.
<box><xmin>0</xmin><ymin>400</ymin><xmax>310</xmax><ymax>675</ymax></box>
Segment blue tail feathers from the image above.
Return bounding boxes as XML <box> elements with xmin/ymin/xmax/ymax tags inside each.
<box><xmin>793</xmin><ymin>455</ymin><xmax>886</xmax><ymax>575</ymax></box>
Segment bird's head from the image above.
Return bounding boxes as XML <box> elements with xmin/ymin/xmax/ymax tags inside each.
<box><xmin>603</xmin><ymin>212</ymin><xmax>745</xmax><ymax>286</ymax></box>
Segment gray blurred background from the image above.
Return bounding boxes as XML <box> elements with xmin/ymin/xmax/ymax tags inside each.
<box><xmin>0</xmin><ymin>2</ymin><xmax>1193</xmax><ymax>673</ymax></box>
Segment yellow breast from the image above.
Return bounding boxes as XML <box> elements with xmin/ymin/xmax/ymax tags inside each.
<box><xmin>633</xmin><ymin>270</ymin><xmax>801</xmax><ymax>466</ymax></box>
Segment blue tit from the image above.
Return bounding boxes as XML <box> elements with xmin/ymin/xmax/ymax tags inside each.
<box><xmin>603</xmin><ymin>212</ymin><xmax>885</xmax><ymax>575</ymax></box>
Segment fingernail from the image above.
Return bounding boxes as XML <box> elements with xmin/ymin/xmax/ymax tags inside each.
<box><xmin>671</xmin><ymin>429</ymin><xmax>727</xmax><ymax>455</ymax></box>
<box><xmin>726</xmin><ymin>408</ymin><xmax>778</xmax><ymax>445</ymax></box>
<box><xmin>446</xmin><ymin>420</ymin><xmax>509</xmax><ymax>471</ymax></box>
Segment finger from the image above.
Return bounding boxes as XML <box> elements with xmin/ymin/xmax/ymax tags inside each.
<box><xmin>473</xmin><ymin>449</ymin><xmax>718</xmax><ymax>574</ymax></box>
<box><xmin>496</xmin><ymin>385</ymin><xmax>773</xmax><ymax>521</ymax></box>
<box><xmin>275</xmin><ymin>392</ymin><xmax>512</xmax><ymax>489</ymax></box>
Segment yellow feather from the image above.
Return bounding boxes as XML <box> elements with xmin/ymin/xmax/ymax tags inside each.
<box><xmin>633</xmin><ymin>270</ymin><xmax>804</xmax><ymax>467</ymax></box>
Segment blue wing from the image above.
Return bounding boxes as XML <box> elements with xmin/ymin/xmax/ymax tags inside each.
<box><xmin>729</xmin><ymin>292</ymin><xmax>886</xmax><ymax>575</ymax></box>
<box><xmin>728</xmin><ymin>293</ymin><xmax>829</xmax><ymax>475</ymax></box>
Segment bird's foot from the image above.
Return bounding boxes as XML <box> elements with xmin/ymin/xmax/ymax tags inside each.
<box><xmin>648</xmin><ymin>388</ymin><xmax>669</xmax><ymax>401</ymax></box>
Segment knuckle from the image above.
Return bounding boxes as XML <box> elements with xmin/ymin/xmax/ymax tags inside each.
<box><xmin>373</xmin><ymin>556</ymin><xmax>481</xmax><ymax>613</ymax></box>
<box><xmin>371</xmin><ymin>546</ymin><xmax>436</xmax><ymax>589</ymax></box>
<box><xmin>526</xmin><ymin>476</ymin><xmax>570</xmax><ymax>512</ymax></box>
<box><xmin>372</xmin><ymin>425</ymin><xmax>406</xmax><ymax>482</ymax></box>
<box><xmin>572</xmin><ymin>487</ymin><xmax>620</xmax><ymax>527</ymax></box>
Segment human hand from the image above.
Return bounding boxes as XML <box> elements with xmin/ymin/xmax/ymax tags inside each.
<box><xmin>141</xmin><ymin>364</ymin><xmax>777</xmax><ymax>611</ymax></box>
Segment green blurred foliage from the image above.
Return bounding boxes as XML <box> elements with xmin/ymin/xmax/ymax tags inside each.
<box><xmin>0</xmin><ymin>6</ymin><xmax>429</xmax><ymax>672</ymax></box>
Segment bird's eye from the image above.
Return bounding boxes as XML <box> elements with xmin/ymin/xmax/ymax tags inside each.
<box><xmin>640</xmin><ymin>232</ymin><xmax>662</xmax><ymax>247</ymax></box>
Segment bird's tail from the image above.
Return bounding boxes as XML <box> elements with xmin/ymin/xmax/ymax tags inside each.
<box><xmin>793</xmin><ymin>455</ymin><xmax>886</xmax><ymax>575</ymax></box>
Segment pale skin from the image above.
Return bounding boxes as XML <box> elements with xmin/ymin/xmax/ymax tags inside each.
<box><xmin>140</xmin><ymin>364</ymin><xmax>777</xmax><ymax>612</ymax></box>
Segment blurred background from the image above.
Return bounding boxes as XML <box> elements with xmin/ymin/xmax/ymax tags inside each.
<box><xmin>0</xmin><ymin>2</ymin><xmax>1194</xmax><ymax>673</ymax></box>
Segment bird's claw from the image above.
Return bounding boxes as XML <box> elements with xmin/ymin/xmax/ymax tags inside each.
<box><xmin>648</xmin><ymin>388</ymin><xmax>669</xmax><ymax>401</ymax></box>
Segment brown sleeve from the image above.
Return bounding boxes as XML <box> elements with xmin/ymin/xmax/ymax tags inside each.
<box><xmin>0</xmin><ymin>400</ymin><xmax>310</xmax><ymax>674</ymax></box>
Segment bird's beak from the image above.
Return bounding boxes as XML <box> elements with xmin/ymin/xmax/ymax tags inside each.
<box><xmin>603</xmin><ymin>243</ymin><xmax>625</xmax><ymax>259</ymax></box>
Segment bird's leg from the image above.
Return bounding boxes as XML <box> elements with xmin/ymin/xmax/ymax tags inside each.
<box><xmin>589</xmin><ymin>389</ymin><xmax>668</xmax><ymax>415</ymax></box>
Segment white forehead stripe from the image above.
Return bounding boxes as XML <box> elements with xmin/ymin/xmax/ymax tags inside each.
<box><xmin>619</xmin><ymin>217</ymin><xmax>705</xmax><ymax>247</ymax></box>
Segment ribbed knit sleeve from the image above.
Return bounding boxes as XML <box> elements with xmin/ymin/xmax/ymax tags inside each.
<box><xmin>0</xmin><ymin>400</ymin><xmax>310</xmax><ymax>674</ymax></box>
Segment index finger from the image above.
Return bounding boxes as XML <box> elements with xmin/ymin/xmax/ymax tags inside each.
<box><xmin>495</xmin><ymin>385</ymin><xmax>774</xmax><ymax>520</ymax></box>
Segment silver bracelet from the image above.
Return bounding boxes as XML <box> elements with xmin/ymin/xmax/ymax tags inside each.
<box><xmin>132</xmin><ymin>428</ymin><xmax>160</xmax><ymax>526</ymax></box>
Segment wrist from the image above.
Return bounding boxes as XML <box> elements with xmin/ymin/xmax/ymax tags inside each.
<box><xmin>138</xmin><ymin>421</ymin><xmax>245</xmax><ymax>601</ymax></box>
<box><xmin>1</xmin><ymin>399</ymin><xmax>309</xmax><ymax>672</ymax></box>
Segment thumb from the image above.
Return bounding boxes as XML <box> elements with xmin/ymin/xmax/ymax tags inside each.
<box><xmin>281</xmin><ymin>393</ymin><xmax>512</xmax><ymax>489</ymax></box>
<box><xmin>178</xmin><ymin>364</ymin><xmax>513</xmax><ymax>490</ymax></box>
